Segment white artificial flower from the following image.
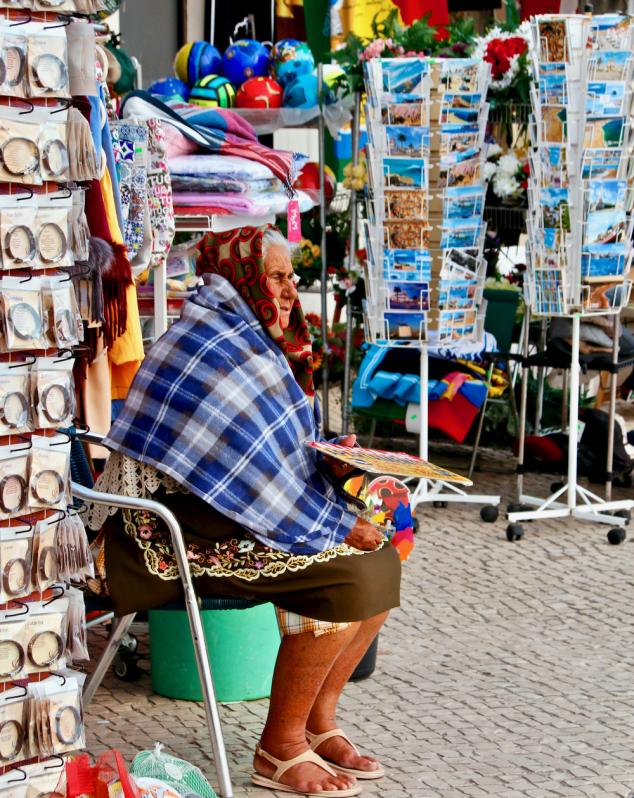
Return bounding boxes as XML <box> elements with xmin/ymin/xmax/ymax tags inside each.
<box><xmin>487</xmin><ymin>142</ymin><xmax>503</xmax><ymax>159</ymax></box>
<box><xmin>493</xmin><ymin>174</ymin><xmax>520</xmax><ymax>199</ymax></box>
<box><xmin>498</xmin><ymin>152</ymin><xmax>520</xmax><ymax>175</ymax></box>
<box><xmin>484</xmin><ymin>161</ymin><xmax>498</xmax><ymax>180</ymax></box>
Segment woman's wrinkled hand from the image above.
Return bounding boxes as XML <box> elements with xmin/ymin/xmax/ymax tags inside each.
<box><xmin>344</xmin><ymin>517</ymin><xmax>383</xmax><ymax>551</ymax></box>
<box><xmin>325</xmin><ymin>434</ymin><xmax>357</xmax><ymax>480</ymax></box>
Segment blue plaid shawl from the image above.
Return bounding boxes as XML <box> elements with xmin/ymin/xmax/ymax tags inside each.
<box><xmin>105</xmin><ymin>276</ymin><xmax>358</xmax><ymax>554</ymax></box>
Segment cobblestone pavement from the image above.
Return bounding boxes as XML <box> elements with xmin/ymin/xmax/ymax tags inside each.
<box><xmin>84</xmin><ymin>454</ymin><xmax>634</xmax><ymax>798</ymax></box>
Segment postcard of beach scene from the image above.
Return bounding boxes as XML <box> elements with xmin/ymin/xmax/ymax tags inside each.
<box><xmin>382</xmin><ymin>102</ymin><xmax>428</xmax><ymax>127</ymax></box>
<box><xmin>385</xmin><ymin>125</ymin><xmax>429</xmax><ymax>157</ymax></box>
<box><xmin>381</xmin><ymin>58</ymin><xmax>427</xmax><ymax>95</ymax></box>
<box><xmin>589</xmin><ymin>50</ymin><xmax>631</xmax><ymax>81</ymax></box>
<box><xmin>584</xmin><ymin>208</ymin><xmax>627</xmax><ymax>246</ymax></box>
<box><xmin>591</xmin><ymin>13</ymin><xmax>631</xmax><ymax>50</ymax></box>
<box><xmin>587</xmin><ymin>178</ymin><xmax>627</xmax><ymax>212</ymax></box>
<box><xmin>586</xmin><ymin>81</ymin><xmax>625</xmax><ymax>116</ymax></box>
<box><xmin>385</xmin><ymin>311</ymin><xmax>427</xmax><ymax>341</ymax></box>
<box><xmin>443</xmin><ymin>186</ymin><xmax>485</xmax><ymax>219</ymax></box>
<box><xmin>541</xmin><ymin>105</ymin><xmax>567</xmax><ymax>143</ymax></box>
<box><xmin>386</xmin><ymin>281</ymin><xmax>430</xmax><ymax>311</ymax></box>
<box><xmin>438</xmin><ymin>279</ymin><xmax>478</xmax><ymax>310</ymax></box>
<box><xmin>383</xmin><ymin>249</ymin><xmax>432</xmax><ymax>282</ymax></box>
<box><xmin>441</xmin><ymin>59</ymin><xmax>482</xmax><ymax>93</ymax></box>
<box><xmin>584</xmin><ymin>116</ymin><xmax>625</xmax><ymax>149</ymax></box>
<box><xmin>582</xmin><ymin>242</ymin><xmax>629</xmax><ymax>279</ymax></box>
<box><xmin>383</xmin><ymin>157</ymin><xmax>426</xmax><ymax>189</ymax></box>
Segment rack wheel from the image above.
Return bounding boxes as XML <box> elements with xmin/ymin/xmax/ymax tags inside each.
<box><xmin>412</xmin><ymin>517</ymin><xmax>420</xmax><ymax>535</ymax></box>
<box><xmin>613</xmin><ymin>509</ymin><xmax>631</xmax><ymax>525</ymax></box>
<box><xmin>480</xmin><ymin>505</ymin><xmax>499</xmax><ymax>523</ymax></box>
<box><xmin>120</xmin><ymin>632</ymin><xmax>139</xmax><ymax>653</ymax></box>
<box><xmin>113</xmin><ymin>650</ymin><xmax>144</xmax><ymax>681</ymax></box>
<box><xmin>607</xmin><ymin>528</ymin><xmax>626</xmax><ymax>545</ymax></box>
<box><xmin>506</xmin><ymin>524</ymin><xmax>524</xmax><ymax>542</ymax></box>
<box><xmin>433</xmin><ymin>501</ymin><xmax>448</xmax><ymax>509</ymax></box>
<box><xmin>507</xmin><ymin>502</ymin><xmax>533</xmax><ymax>515</ymax></box>
<box><xmin>550</xmin><ymin>481</ymin><xmax>564</xmax><ymax>493</ymax></box>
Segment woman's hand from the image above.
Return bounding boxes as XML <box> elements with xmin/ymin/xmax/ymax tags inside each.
<box><xmin>325</xmin><ymin>434</ymin><xmax>357</xmax><ymax>480</ymax></box>
<box><xmin>344</xmin><ymin>517</ymin><xmax>383</xmax><ymax>551</ymax></box>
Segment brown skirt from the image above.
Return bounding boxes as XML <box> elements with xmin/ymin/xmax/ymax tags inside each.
<box><xmin>104</xmin><ymin>487</ymin><xmax>401</xmax><ymax>621</ymax></box>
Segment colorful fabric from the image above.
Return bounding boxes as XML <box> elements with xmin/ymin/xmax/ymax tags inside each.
<box><xmin>172</xmin><ymin>190</ymin><xmax>316</xmax><ymax>215</ymax></box>
<box><xmin>276</xmin><ymin>609</ymin><xmax>349</xmax><ymax>637</ymax></box>
<box><xmin>146</xmin><ymin>118</ymin><xmax>174</xmax><ymax>270</ymax></box>
<box><xmin>197</xmin><ymin>225</ymin><xmax>315</xmax><ymax>397</ymax></box>
<box><xmin>111</xmin><ymin>121</ymin><xmax>149</xmax><ymax>259</ymax></box>
<box><xmin>120</xmin><ymin>91</ymin><xmax>303</xmax><ymax>188</ymax></box>
<box><xmin>104</xmin><ymin>273</ymin><xmax>358</xmax><ymax>555</ymax></box>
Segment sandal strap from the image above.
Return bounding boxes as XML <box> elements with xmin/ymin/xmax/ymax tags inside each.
<box><xmin>256</xmin><ymin>744</ymin><xmax>338</xmax><ymax>780</ymax></box>
<box><xmin>306</xmin><ymin>728</ymin><xmax>360</xmax><ymax>757</ymax></box>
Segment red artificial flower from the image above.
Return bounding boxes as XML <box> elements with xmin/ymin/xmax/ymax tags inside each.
<box><xmin>522</xmin><ymin>162</ymin><xmax>530</xmax><ymax>175</ymax></box>
<box><xmin>484</xmin><ymin>36</ymin><xmax>528</xmax><ymax>78</ymax></box>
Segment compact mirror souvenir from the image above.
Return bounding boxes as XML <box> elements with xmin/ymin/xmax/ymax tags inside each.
<box><xmin>0</xmin><ymin>391</ymin><xmax>29</xmax><ymax>429</ymax></box>
<box><xmin>40</xmin><ymin>383</ymin><xmax>71</xmax><ymax>424</ymax></box>
<box><xmin>0</xmin><ymin>474</ymin><xmax>27</xmax><ymax>514</ymax></box>
<box><xmin>0</xmin><ymin>138</ymin><xmax>39</xmax><ymax>176</ymax></box>
<box><xmin>2</xmin><ymin>555</ymin><xmax>29</xmax><ymax>595</ymax></box>
<box><xmin>0</xmin><ymin>639</ymin><xmax>24</xmax><ymax>677</ymax></box>
<box><xmin>37</xmin><ymin>223</ymin><xmax>67</xmax><ymax>263</ymax></box>
<box><xmin>3</xmin><ymin>45</ymin><xmax>26</xmax><ymax>89</ymax></box>
<box><xmin>42</xmin><ymin>139</ymin><xmax>68</xmax><ymax>178</ymax></box>
<box><xmin>28</xmin><ymin>629</ymin><xmax>64</xmax><ymax>668</ymax></box>
<box><xmin>30</xmin><ymin>469</ymin><xmax>64</xmax><ymax>505</ymax></box>
<box><xmin>5</xmin><ymin>225</ymin><xmax>36</xmax><ymax>263</ymax></box>
<box><xmin>54</xmin><ymin>705</ymin><xmax>81</xmax><ymax>745</ymax></box>
<box><xmin>32</xmin><ymin>54</ymin><xmax>69</xmax><ymax>93</ymax></box>
<box><xmin>7</xmin><ymin>302</ymin><xmax>43</xmax><ymax>340</ymax></box>
<box><xmin>0</xmin><ymin>718</ymin><xmax>24</xmax><ymax>762</ymax></box>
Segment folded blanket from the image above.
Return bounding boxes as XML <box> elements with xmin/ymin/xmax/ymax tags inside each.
<box><xmin>170</xmin><ymin>175</ymin><xmax>281</xmax><ymax>194</ymax></box>
<box><xmin>172</xmin><ymin>190</ymin><xmax>317</xmax><ymax>216</ymax></box>
<box><xmin>168</xmin><ymin>153</ymin><xmax>278</xmax><ymax>179</ymax></box>
<box><xmin>121</xmin><ymin>91</ymin><xmax>303</xmax><ymax>188</ymax></box>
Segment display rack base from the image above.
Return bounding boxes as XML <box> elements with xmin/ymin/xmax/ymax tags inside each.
<box><xmin>410</xmin><ymin>477</ymin><xmax>501</xmax><ymax>513</ymax></box>
<box><xmin>508</xmin><ymin>483</ymin><xmax>633</xmax><ymax>526</ymax></box>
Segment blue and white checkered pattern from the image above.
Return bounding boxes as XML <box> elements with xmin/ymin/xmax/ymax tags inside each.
<box><xmin>105</xmin><ymin>276</ymin><xmax>358</xmax><ymax>555</ymax></box>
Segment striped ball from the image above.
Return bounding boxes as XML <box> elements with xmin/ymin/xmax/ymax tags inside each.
<box><xmin>189</xmin><ymin>74</ymin><xmax>236</xmax><ymax>108</ymax></box>
<box><xmin>174</xmin><ymin>41</ymin><xmax>222</xmax><ymax>86</ymax></box>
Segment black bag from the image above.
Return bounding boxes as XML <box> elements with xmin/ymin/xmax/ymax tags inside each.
<box><xmin>578</xmin><ymin>408</ymin><xmax>632</xmax><ymax>484</ymax></box>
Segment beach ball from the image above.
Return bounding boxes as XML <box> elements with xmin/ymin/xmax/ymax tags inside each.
<box><xmin>272</xmin><ymin>39</ymin><xmax>315</xmax><ymax>86</ymax></box>
<box><xmin>283</xmin><ymin>73</ymin><xmax>318</xmax><ymax>108</ymax></box>
<box><xmin>189</xmin><ymin>74</ymin><xmax>236</xmax><ymax>108</ymax></box>
<box><xmin>294</xmin><ymin>161</ymin><xmax>336</xmax><ymax>205</ymax></box>
<box><xmin>148</xmin><ymin>77</ymin><xmax>190</xmax><ymax>102</ymax></box>
<box><xmin>222</xmin><ymin>39</ymin><xmax>270</xmax><ymax>86</ymax></box>
<box><xmin>236</xmin><ymin>76</ymin><xmax>283</xmax><ymax>108</ymax></box>
<box><xmin>174</xmin><ymin>41</ymin><xmax>222</xmax><ymax>86</ymax></box>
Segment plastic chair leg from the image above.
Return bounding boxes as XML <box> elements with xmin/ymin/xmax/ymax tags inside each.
<box><xmin>84</xmin><ymin>613</ymin><xmax>136</xmax><ymax>706</ymax></box>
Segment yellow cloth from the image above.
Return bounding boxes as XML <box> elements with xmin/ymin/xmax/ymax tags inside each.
<box><xmin>99</xmin><ymin>172</ymin><xmax>145</xmax><ymax>400</ymax></box>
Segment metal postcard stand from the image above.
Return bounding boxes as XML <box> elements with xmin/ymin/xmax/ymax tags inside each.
<box><xmin>362</xmin><ymin>56</ymin><xmax>502</xmax><ymax>518</ymax></box>
<box><xmin>506</xmin><ymin>13</ymin><xmax>634</xmax><ymax>540</ymax></box>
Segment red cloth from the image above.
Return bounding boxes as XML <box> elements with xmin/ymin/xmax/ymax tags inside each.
<box><xmin>393</xmin><ymin>0</ymin><xmax>449</xmax><ymax>29</ymax></box>
<box><xmin>520</xmin><ymin>0</ymin><xmax>560</xmax><ymax>19</ymax></box>
<box><xmin>428</xmin><ymin>391</ymin><xmax>480</xmax><ymax>444</ymax></box>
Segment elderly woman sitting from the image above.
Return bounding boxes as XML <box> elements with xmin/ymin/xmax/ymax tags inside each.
<box><xmin>91</xmin><ymin>225</ymin><xmax>402</xmax><ymax>797</ymax></box>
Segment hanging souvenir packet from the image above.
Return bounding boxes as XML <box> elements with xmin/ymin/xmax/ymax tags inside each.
<box><xmin>0</xmin><ymin>276</ymin><xmax>48</xmax><ymax>351</ymax></box>
<box><xmin>27</xmin><ymin>30</ymin><xmax>70</xmax><ymax>99</ymax></box>
<box><xmin>28</xmin><ymin>433</ymin><xmax>70</xmax><ymax>512</ymax></box>
<box><xmin>0</xmin><ymin>361</ymin><xmax>30</xmax><ymax>435</ymax></box>
<box><xmin>0</xmin><ymin>600</ymin><xmax>69</xmax><ymax>679</ymax></box>
<box><xmin>31</xmin><ymin>356</ymin><xmax>76</xmax><ymax>430</ymax></box>
<box><xmin>0</xmin><ymin>28</ymin><xmax>27</xmax><ymax>99</ymax></box>
<box><xmin>29</xmin><ymin>673</ymin><xmax>85</xmax><ymax>756</ymax></box>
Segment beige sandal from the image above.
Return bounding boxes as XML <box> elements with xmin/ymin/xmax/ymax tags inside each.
<box><xmin>306</xmin><ymin>728</ymin><xmax>385</xmax><ymax>780</ymax></box>
<box><xmin>251</xmin><ymin>744</ymin><xmax>362</xmax><ymax>796</ymax></box>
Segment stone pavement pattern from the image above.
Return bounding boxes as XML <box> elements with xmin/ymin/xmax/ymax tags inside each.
<box><xmin>84</xmin><ymin>463</ymin><xmax>634</xmax><ymax>798</ymax></box>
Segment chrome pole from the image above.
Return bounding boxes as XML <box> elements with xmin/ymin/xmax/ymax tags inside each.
<box><xmin>318</xmin><ymin>63</ymin><xmax>330</xmax><ymax>432</ymax></box>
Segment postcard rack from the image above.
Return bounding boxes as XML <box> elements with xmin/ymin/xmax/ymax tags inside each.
<box><xmin>507</xmin><ymin>13</ymin><xmax>634</xmax><ymax>538</ymax></box>
<box><xmin>361</xmin><ymin>56</ymin><xmax>500</xmax><ymax>515</ymax></box>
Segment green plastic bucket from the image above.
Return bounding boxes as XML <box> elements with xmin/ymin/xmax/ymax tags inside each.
<box><xmin>483</xmin><ymin>288</ymin><xmax>521</xmax><ymax>354</ymax></box>
<box><xmin>148</xmin><ymin>603</ymin><xmax>281</xmax><ymax>703</ymax></box>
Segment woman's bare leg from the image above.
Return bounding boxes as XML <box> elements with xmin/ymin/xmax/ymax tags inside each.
<box><xmin>255</xmin><ymin>622</ymin><xmax>360</xmax><ymax>793</ymax></box>
<box><xmin>306</xmin><ymin>611</ymin><xmax>389</xmax><ymax>773</ymax></box>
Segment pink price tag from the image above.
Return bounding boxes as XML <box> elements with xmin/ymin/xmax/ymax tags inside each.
<box><xmin>287</xmin><ymin>199</ymin><xmax>301</xmax><ymax>243</ymax></box>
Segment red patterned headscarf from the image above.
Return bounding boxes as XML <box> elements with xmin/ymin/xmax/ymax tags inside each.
<box><xmin>197</xmin><ymin>225</ymin><xmax>315</xmax><ymax>397</ymax></box>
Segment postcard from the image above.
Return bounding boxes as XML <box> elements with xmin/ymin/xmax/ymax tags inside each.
<box><xmin>591</xmin><ymin>13</ymin><xmax>631</xmax><ymax>50</ymax></box>
<box><xmin>385</xmin><ymin>125</ymin><xmax>429</xmax><ymax>157</ymax></box>
<box><xmin>383</xmin><ymin>249</ymin><xmax>432</xmax><ymax>282</ymax></box>
<box><xmin>443</xmin><ymin>187</ymin><xmax>485</xmax><ymax>220</ymax></box>
<box><xmin>442</xmin><ymin>155</ymin><xmax>481</xmax><ymax>188</ymax></box>
<box><xmin>386</xmin><ymin>281</ymin><xmax>430</xmax><ymax>311</ymax></box>
<box><xmin>581</xmin><ymin>149</ymin><xmax>622</xmax><ymax>180</ymax></box>
<box><xmin>440</xmin><ymin>129</ymin><xmax>481</xmax><ymax>158</ymax></box>
<box><xmin>538</xmin><ymin>19</ymin><xmax>568</xmax><ymax>63</ymax></box>
<box><xmin>440</xmin><ymin>221</ymin><xmax>483</xmax><ymax>250</ymax></box>
<box><xmin>584</xmin><ymin>116</ymin><xmax>625</xmax><ymax>149</ymax></box>
<box><xmin>382</xmin><ymin>102</ymin><xmax>428</xmax><ymax>127</ymax></box>
<box><xmin>384</xmin><ymin>220</ymin><xmax>431</xmax><ymax>250</ymax></box>
<box><xmin>541</xmin><ymin>105</ymin><xmax>567</xmax><ymax>143</ymax></box>
<box><xmin>589</xmin><ymin>50</ymin><xmax>631</xmax><ymax>82</ymax></box>
<box><xmin>383</xmin><ymin>157</ymin><xmax>426</xmax><ymax>189</ymax></box>
<box><xmin>587</xmin><ymin>179</ymin><xmax>627</xmax><ymax>212</ymax></box>
<box><xmin>440</xmin><ymin>105</ymin><xmax>480</xmax><ymax>125</ymax></box>
<box><xmin>381</xmin><ymin>58</ymin><xmax>427</xmax><ymax>96</ymax></box>
<box><xmin>581</xmin><ymin>242</ymin><xmax>629</xmax><ymax>279</ymax></box>
<box><xmin>584</xmin><ymin>208</ymin><xmax>627</xmax><ymax>246</ymax></box>
<box><xmin>438</xmin><ymin>279</ymin><xmax>479</xmax><ymax>310</ymax></box>
<box><xmin>444</xmin><ymin>248</ymin><xmax>481</xmax><ymax>274</ymax></box>
<box><xmin>586</xmin><ymin>81</ymin><xmax>625</xmax><ymax>116</ymax></box>
<box><xmin>441</xmin><ymin>59</ymin><xmax>482</xmax><ymax>93</ymax></box>
<box><xmin>539</xmin><ymin>145</ymin><xmax>568</xmax><ymax>187</ymax></box>
<box><xmin>539</xmin><ymin>74</ymin><xmax>567</xmax><ymax>104</ymax></box>
<box><xmin>384</xmin><ymin>189</ymin><xmax>428</xmax><ymax>220</ymax></box>
<box><xmin>384</xmin><ymin>311</ymin><xmax>426</xmax><ymax>341</ymax></box>
<box><xmin>541</xmin><ymin>187</ymin><xmax>570</xmax><ymax>230</ymax></box>
<box><xmin>581</xmin><ymin>281</ymin><xmax>627</xmax><ymax>311</ymax></box>
<box><xmin>438</xmin><ymin>309</ymin><xmax>477</xmax><ymax>341</ymax></box>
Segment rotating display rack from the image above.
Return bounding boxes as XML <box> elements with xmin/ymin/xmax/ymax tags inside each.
<box><xmin>362</xmin><ymin>56</ymin><xmax>500</xmax><ymax>515</ymax></box>
<box><xmin>508</xmin><ymin>13</ymin><xmax>634</xmax><ymax>539</ymax></box>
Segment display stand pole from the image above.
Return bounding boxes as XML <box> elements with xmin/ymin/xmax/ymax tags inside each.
<box><xmin>341</xmin><ymin>92</ymin><xmax>361</xmax><ymax>435</ymax></box>
<box><xmin>317</xmin><ymin>63</ymin><xmax>330</xmax><ymax>432</ymax></box>
<box><xmin>567</xmin><ymin>313</ymin><xmax>580</xmax><ymax>510</ymax></box>
<box><xmin>605</xmin><ymin>315</ymin><xmax>620</xmax><ymax>502</ymax></box>
<box><xmin>515</xmin><ymin>303</ymin><xmax>531</xmax><ymax>502</ymax></box>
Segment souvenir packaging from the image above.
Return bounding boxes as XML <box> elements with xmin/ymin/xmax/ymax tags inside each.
<box><xmin>35</xmin><ymin>208</ymin><xmax>72</xmax><ymax>267</ymax></box>
<box><xmin>0</xmin><ymin>524</ymin><xmax>33</xmax><ymax>599</ymax></box>
<box><xmin>0</xmin><ymin>280</ymin><xmax>47</xmax><ymax>351</ymax></box>
<box><xmin>28</xmin><ymin>434</ymin><xmax>70</xmax><ymax>511</ymax></box>
<box><xmin>31</xmin><ymin>678</ymin><xmax>84</xmax><ymax>755</ymax></box>
<box><xmin>0</xmin><ymin>119</ymin><xmax>41</xmax><ymax>185</ymax></box>
<box><xmin>1</xmin><ymin>207</ymin><xmax>37</xmax><ymax>268</ymax></box>
<box><xmin>0</xmin><ymin>362</ymin><xmax>31</xmax><ymax>435</ymax></box>
<box><xmin>50</xmin><ymin>281</ymin><xmax>83</xmax><ymax>348</ymax></box>
<box><xmin>27</xmin><ymin>33</ymin><xmax>70</xmax><ymax>99</ymax></box>
<box><xmin>0</xmin><ymin>33</ymin><xmax>27</xmax><ymax>98</ymax></box>
<box><xmin>33</xmin><ymin>0</ymin><xmax>77</xmax><ymax>10</ymax></box>
<box><xmin>39</xmin><ymin>122</ymin><xmax>69</xmax><ymax>182</ymax></box>
<box><xmin>55</xmin><ymin>511</ymin><xmax>93</xmax><ymax>583</ymax></box>
<box><xmin>0</xmin><ymin>694</ymin><xmax>28</xmax><ymax>766</ymax></box>
<box><xmin>65</xmin><ymin>587</ymin><xmax>88</xmax><ymax>662</ymax></box>
<box><xmin>31</xmin><ymin>519</ymin><xmax>58</xmax><ymax>592</ymax></box>
<box><xmin>0</xmin><ymin>605</ymin><xmax>67</xmax><ymax>679</ymax></box>
<box><xmin>31</xmin><ymin>360</ymin><xmax>76</xmax><ymax>430</ymax></box>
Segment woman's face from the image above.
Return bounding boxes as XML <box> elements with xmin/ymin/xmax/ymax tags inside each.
<box><xmin>264</xmin><ymin>243</ymin><xmax>298</xmax><ymax>330</ymax></box>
